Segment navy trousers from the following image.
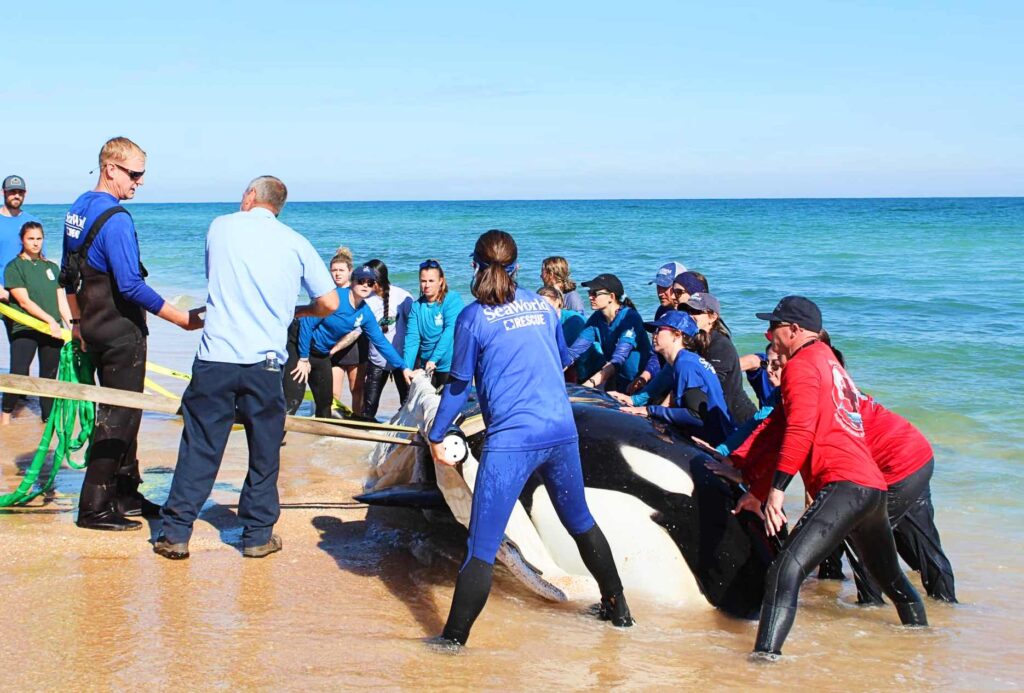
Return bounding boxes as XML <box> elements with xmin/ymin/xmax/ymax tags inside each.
<box><xmin>161</xmin><ymin>360</ymin><xmax>286</xmax><ymax>548</ymax></box>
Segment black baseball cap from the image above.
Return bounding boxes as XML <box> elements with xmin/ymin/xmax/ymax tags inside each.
<box><xmin>581</xmin><ymin>273</ymin><xmax>624</xmax><ymax>298</ymax></box>
<box><xmin>755</xmin><ymin>295</ymin><xmax>822</xmax><ymax>333</ymax></box>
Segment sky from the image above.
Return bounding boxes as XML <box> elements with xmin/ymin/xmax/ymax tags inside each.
<box><xmin>4</xmin><ymin>1</ymin><xmax>1023</xmax><ymax>202</ymax></box>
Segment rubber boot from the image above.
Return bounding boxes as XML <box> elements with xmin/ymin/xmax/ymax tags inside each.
<box><xmin>895</xmin><ymin>600</ymin><xmax>928</xmax><ymax>627</ymax></box>
<box><xmin>77</xmin><ymin>482</ymin><xmax>142</xmax><ymax>531</ymax></box>
<box><xmin>753</xmin><ymin>604</ymin><xmax>797</xmax><ymax>657</ymax></box>
<box><xmin>440</xmin><ymin>558</ymin><xmax>494</xmax><ymax>646</ymax></box>
<box><xmin>598</xmin><ymin>591</ymin><xmax>635</xmax><ymax>627</ymax></box>
<box><xmin>572</xmin><ymin>525</ymin><xmax>635</xmax><ymax>627</ymax></box>
<box><xmin>114</xmin><ymin>473</ymin><xmax>161</xmax><ymax>519</ymax></box>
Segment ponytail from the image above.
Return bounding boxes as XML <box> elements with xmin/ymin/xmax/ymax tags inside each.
<box><xmin>471</xmin><ymin>229</ymin><xmax>518</xmax><ymax>306</ymax></box>
<box><xmin>366</xmin><ymin>258</ymin><xmax>391</xmax><ymax>333</ymax></box>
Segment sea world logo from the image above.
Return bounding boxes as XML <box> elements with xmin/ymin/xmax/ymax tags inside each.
<box><xmin>698</xmin><ymin>356</ymin><xmax>716</xmax><ymax>373</ymax></box>
<box><xmin>830</xmin><ymin>363</ymin><xmax>865</xmax><ymax>437</ymax></box>
<box><xmin>503</xmin><ymin>314</ymin><xmax>546</xmax><ymax>331</ymax></box>
<box><xmin>624</xmin><ymin>328</ymin><xmax>635</xmax><ymax>340</ymax></box>
<box><xmin>354</xmin><ymin>314</ymin><xmax>364</xmax><ymax>328</ymax></box>
<box><xmin>65</xmin><ymin>212</ymin><xmax>86</xmax><ymax>239</ymax></box>
<box><xmin>434</xmin><ymin>312</ymin><xmax>444</xmax><ymax>327</ymax></box>
<box><xmin>482</xmin><ymin>298</ymin><xmax>549</xmax><ymax>323</ymax></box>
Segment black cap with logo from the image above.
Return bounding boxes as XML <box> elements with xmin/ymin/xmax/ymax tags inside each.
<box><xmin>581</xmin><ymin>273</ymin><xmax>625</xmax><ymax>299</ymax></box>
<box><xmin>755</xmin><ymin>295</ymin><xmax>822</xmax><ymax>333</ymax></box>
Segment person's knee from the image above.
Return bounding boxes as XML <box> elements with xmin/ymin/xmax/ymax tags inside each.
<box><xmin>764</xmin><ymin>549</ymin><xmax>805</xmax><ymax>607</ymax></box>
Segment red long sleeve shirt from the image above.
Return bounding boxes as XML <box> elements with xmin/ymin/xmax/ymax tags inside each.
<box><xmin>859</xmin><ymin>393</ymin><xmax>933</xmax><ymax>485</ymax></box>
<box><xmin>776</xmin><ymin>340</ymin><xmax>885</xmax><ymax>497</ymax></box>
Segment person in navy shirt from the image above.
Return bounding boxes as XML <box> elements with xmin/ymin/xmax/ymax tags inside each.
<box><xmin>611</xmin><ymin>311</ymin><xmax>736</xmax><ymax>447</ymax></box>
<box><xmin>427</xmin><ymin>230</ymin><xmax>633</xmax><ymax>647</ymax></box>
<box><xmin>59</xmin><ymin>138</ymin><xmax>203</xmax><ymax>532</ymax></box>
<box><xmin>289</xmin><ymin>265</ymin><xmax>414</xmax><ymax>418</ymax></box>
<box><xmin>565</xmin><ymin>273</ymin><xmax>651</xmax><ymax>392</ymax></box>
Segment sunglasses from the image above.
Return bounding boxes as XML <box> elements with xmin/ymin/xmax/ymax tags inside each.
<box><xmin>670</xmin><ymin>288</ymin><xmax>688</xmax><ymax>298</ymax></box>
<box><xmin>112</xmin><ymin>163</ymin><xmax>145</xmax><ymax>182</ymax></box>
<box><xmin>420</xmin><ymin>259</ymin><xmax>441</xmax><ymax>270</ymax></box>
<box><xmin>355</xmin><ymin>278</ymin><xmax>376</xmax><ymax>286</ymax></box>
<box><xmin>588</xmin><ymin>290</ymin><xmax>611</xmax><ymax>298</ymax></box>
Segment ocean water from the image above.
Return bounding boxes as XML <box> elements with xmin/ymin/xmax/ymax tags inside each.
<box><xmin>4</xmin><ymin>197</ymin><xmax>1024</xmax><ymax>684</ymax></box>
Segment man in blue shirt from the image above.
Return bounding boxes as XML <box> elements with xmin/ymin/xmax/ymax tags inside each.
<box><xmin>0</xmin><ymin>175</ymin><xmax>42</xmax><ymax>344</ymax></box>
<box><xmin>60</xmin><ymin>138</ymin><xmax>205</xmax><ymax>532</ymax></box>
<box><xmin>155</xmin><ymin>176</ymin><xmax>339</xmax><ymax>560</ymax></box>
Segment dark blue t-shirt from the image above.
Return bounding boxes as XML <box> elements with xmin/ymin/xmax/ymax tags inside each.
<box><xmin>429</xmin><ymin>288</ymin><xmax>577</xmax><ymax>451</ymax></box>
<box><xmin>642</xmin><ymin>349</ymin><xmax>735</xmax><ymax>445</ymax></box>
<box><xmin>61</xmin><ymin>191</ymin><xmax>164</xmax><ymax>314</ymax></box>
<box><xmin>568</xmin><ymin>305</ymin><xmax>651</xmax><ymax>387</ymax></box>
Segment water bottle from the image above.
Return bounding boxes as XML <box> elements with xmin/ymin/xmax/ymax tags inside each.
<box><xmin>263</xmin><ymin>351</ymin><xmax>281</xmax><ymax>372</ymax></box>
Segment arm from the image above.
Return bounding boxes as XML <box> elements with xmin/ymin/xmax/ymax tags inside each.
<box><xmin>296</xmin><ymin>316</ymin><xmax>320</xmax><ymax>359</ymax></box>
<box><xmin>104</xmin><ymin>219</ymin><xmax>167</xmax><ymax>315</ymax></box>
<box><xmin>427</xmin><ymin>313</ymin><xmax>480</xmax><ymax>442</ymax></box>
<box><xmin>328</xmin><ymin>329</ymin><xmax>361</xmax><ymax>356</ymax></box>
<box><xmin>362</xmin><ymin>305</ymin><xmax>407</xmax><ymax>370</ymax></box>
<box><xmin>566</xmin><ymin>323</ymin><xmax>599</xmax><ymax>362</ymax></box>
<box><xmin>429</xmin><ymin>294</ymin><xmax>463</xmax><ymax>369</ymax></box>
<box><xmin>554</xmin><ymin>319</ymin><xmax>572</xmax><ymax>369</ymax></box>
<box><xmin>739</xmin><ymin>353</ymin><xmax>763</xmax><ymax>371</ymax></box>
<box><xmin>294</xmin><ymin>290</ymin><xmax>339</xmax><ymax>319</ymax></box>
<box><xmin>8</xmin><ymin>288</ymin><xmax>64</xmax><ymax>338</ymax></box>
<box><xmin>716</xmin><ymin>404</ymin><xmax>776</xmax><ymax>456</ymax></box>
<box><xmin>647</xmin><ymin>387</ymin><xmax>707</xmax><ymax>429</ymax></box>
<box><xmin>630</xmin><ymin>365</ymin><xmax>674</xmax><ymax>406</ymax></box>
<box><xmin>403</xmin><ymin>302</ymin><xmax>421</xmax><ymax>369</ymax></box>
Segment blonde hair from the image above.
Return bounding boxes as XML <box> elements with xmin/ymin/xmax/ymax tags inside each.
<box><xmin>542</xmin><ymin>256</ymin><xmax>576</xmax><ymax>293</ymax></box>
<box><xmin>330</xmin><ymin>246</ymin><xmax>353</xmax><ymax>269</ymax></box>
<box><xmin>98</xmin><ymin>137</ymin><xmax>146</xmax><ymax>166</ymax></box>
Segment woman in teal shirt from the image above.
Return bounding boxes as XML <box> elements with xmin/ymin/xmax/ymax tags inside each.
<box><xmin>403</xmin><ymin>259</ymin><xmax>464</xmax><ymax>388</ymax></box>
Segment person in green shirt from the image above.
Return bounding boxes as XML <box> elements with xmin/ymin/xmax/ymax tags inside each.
<box><xmin>2</xmin><ymin>221</ymin><xmax>71</xmax><ymax>424</ymax></box>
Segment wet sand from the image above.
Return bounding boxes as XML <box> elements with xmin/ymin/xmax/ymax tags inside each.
<box><xmin>1</xmin><ymin>398</ymin><xmax>1023</xmax><ymax>690</ymax></box>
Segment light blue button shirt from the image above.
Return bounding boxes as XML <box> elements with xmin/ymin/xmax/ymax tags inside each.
<box><xmin>197</xmin><ymin>207</ymin><xmax>335</xmax><ymax>364</ymax></box>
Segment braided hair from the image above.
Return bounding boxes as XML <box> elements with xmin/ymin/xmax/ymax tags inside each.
<box><xmin>365</xmin><ymin>258</ymin><xmax>392</xmax><ymax>333</ymax></box>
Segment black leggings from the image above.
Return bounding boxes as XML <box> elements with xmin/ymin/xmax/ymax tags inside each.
<box><xmin>755</xmin><ymin>481</ymin><xmax>925</xmax><ymax>655</ymax></box>
<box><xmin>3</xmin><ymin>331</ymin><xmax>62</xmax><ymax>419</ymax></box>
<box><xmin>361</xmin><ymin>362</ymin><xmax>409</xmax><ymax>418</ymax></box>
<box><xmin>281</xmin><ymin>321</ymin><xmax>337</xmax><ymax>418</ymax></box>
<box><xmin>850</xmin><ymin>460</ymin><xmax>957</xmax><ymax>603</ymax></box>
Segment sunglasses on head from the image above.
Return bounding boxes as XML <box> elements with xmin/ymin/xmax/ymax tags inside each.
<box><xmin>112</xmin><ymin>163</ymin><xmax>145</xmax><ymax>182</ymax></box>
<box><xmin>420</xmin><ymin>259</ymin><xmax>441</xmax><ymax>270</ymax></box>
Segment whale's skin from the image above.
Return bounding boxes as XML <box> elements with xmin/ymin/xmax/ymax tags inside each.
<box><xmin>360</xmin><ymin>382</ymin><xmax>776</xmax><ymax>619</ymax></box>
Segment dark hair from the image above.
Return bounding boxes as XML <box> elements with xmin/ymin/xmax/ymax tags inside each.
<box><xmin>472</xmin><ymin>230</ymin><xmax>518</xmax><ymax>306</ymax></box>
<box><xmin>419</xmin><ymin>259</ymin><xmax>449</xmax><ymax>304</ymax></box>
<box><xmin>366</xmin><ymin>259</ymin><xmax>392</xmax><ymax>333</ymax></box>
<box><xmin>19</xmin><ymin>221</ymin><xmax>44</xmax><ymax>258</ymax></box>
<box><xmin>818</xmin><ymin>328</ymin><xmax>845</xmax><ymax>367</ymax></box>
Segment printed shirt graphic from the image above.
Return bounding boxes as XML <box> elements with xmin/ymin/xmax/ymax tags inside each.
<box><xmin>449</xmin><ymin>288</ymin><xmax>576</xmax><ymax>451</ymax></box>
<box><xmin>298</xmin><ymin>286</ymin><xmax>405</xmax><ymax>369</ymax></box>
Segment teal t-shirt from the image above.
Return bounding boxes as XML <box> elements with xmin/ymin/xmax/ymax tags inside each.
<box><xmin>3</xmin><ymin>255</ymin><xmax>62</xmax><ymax>334</ymax></box>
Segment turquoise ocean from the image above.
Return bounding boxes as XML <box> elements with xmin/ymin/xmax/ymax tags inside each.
<box><xmin>8</xmin><ymin>196</ymin><xmax>1024</xmax><ymax>557</ymax></box>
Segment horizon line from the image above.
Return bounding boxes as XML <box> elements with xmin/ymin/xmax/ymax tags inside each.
<box><xmin>24</xmin><ymin>194</ymin><xmax>1024</xmax><ymax>206</ymax></box>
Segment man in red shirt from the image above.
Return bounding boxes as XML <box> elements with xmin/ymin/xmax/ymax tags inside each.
<box><xmin>750</xmin><ymin>296</ymin><xmax>927</xmax><ymax>659</ymax></box>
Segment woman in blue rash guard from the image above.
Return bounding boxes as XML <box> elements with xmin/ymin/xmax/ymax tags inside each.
<box><xmin>427</xmin><ymin>230</ymin><xmax>633</xmax><ymax>648</ymax></box>
<box><xmin>565</xmin><ymin>273</ymin><xmax>651</xmax><ymax>393</ymax></box>
<box><xmin>609</xmin><ymin>310</ymin><xmax>735</xmax><ymax>447</ymax></box>
<box><xmin>404</xmin><ymin>259</ymin><xmax>464</xmax><ymax>389</ymax></box>
<box><xmin>289</xmin><ymin>265</ymin><xmax>414</xmax><ymax>418</ymax></box>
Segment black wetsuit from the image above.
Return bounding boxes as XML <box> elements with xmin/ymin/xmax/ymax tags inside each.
<box><xmin>755</xmin><ymin>480</ymin><xmax>927</xmax><ymax>655</ymax></box>
<box><xmin>703</xmin><ymin>330</ymin><xmax>757</xmax><ymax>424</ymax></box>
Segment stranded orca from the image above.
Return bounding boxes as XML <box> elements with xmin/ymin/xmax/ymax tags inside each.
<box><xmin>358</xmin><ymin>376</ymin><xmax>775</xmax><ymax>619</ymax></box>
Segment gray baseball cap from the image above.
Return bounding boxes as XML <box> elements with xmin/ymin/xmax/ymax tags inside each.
<box><xmin>649</xmin><ymin>261</ymin><xmax>687</xmax><ymax>287</ymax></box>
<box><xmin>2</xmin><ymin>175</ymin><xmax>26</xmax><ymax>192</ymax></box>
<box><xmin>684</xmin><ymin>292</ymin><xmax>721</xmax><ymax>314</ymax></box>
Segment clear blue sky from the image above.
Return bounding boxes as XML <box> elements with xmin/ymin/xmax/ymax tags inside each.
<box><xmin>6</xmin><ymin>1</ymin><xmax>1023</xmax><ymax>202</ymax></box>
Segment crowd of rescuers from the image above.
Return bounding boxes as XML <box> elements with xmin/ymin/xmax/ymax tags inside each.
<box><xmin>0</xmin><ymin>136</ymin><xmax>956</xmax><ymax>659</ymax></box>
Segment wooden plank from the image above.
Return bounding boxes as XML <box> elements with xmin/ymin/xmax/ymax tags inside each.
<box><xmin>0</xmin><ymin>373</ymin><xmax>416</xmax><ymax>446</ymax></box>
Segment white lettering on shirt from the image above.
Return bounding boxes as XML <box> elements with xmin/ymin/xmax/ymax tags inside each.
<box><xmin>65</xmin><ymin>212</ymin><xmax>86</xmax><ymax>240</ymax></box>
<box><xmin>482</xmin><ymin>298</ymin><xmax>550</xmax><ymax>322</ymax></box>
<box><xmin>502</xmin><ymin>313</ymin><xmax>546</xmax><ymax>331</ymax></box>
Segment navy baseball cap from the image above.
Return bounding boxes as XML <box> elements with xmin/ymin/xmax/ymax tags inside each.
<box><xmin>644</xmin><ymin>310</ymin><xmax>699</xmax><ymax>337</ymax></box>
<box><xmin>683</xmin><ymin>292</ymin><xmax>721</xmax><ymax>314</ymax></box>
<box><xmin>582</xmin><ymin>273</ymin><xmax>624</xmax><ymax>298</ymax></box>
<box><xmin>2</xmin><ymin>175</ymin><xmax>26</xmax><ymax>192</ymax></box>
<box><xmin>352</xmin><ymin>265</ymin><xmax>378</xmax><ymax>283</ymax></box>
<box><xmin>650</xmin><ymin>261</ymin><xmax>687</xmax><ymax>287</ymax></box>
<box><xmin>755</xmin><ymin>295</ymin><xmax>822</xmax><ymax>333</ymax></box>
<box><xmin>673</xmin><ymin>271</ymin><xmax>705</xmax><ymax>295</ymax></box>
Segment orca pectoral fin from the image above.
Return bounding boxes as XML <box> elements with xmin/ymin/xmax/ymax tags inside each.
<box><xmin>354</xmin><ymin>483</ymin><xmax>447</xmax><ymax>508</ymax></box>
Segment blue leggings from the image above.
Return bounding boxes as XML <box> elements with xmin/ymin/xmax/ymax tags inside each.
<box><xmin>465</xmin><ymin>441</ymin><xmax>596</xmax><ymax>566</ymax></box>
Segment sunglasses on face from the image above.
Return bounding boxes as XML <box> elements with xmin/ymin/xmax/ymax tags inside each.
<box><xmin>671</xmin><ymin>288</ymin><xmax>688</xmax><ymax>298</ymax></box>
<box><xmin>112</xmin><ymin>163</ymin><xmax>145</xmax><ymax>182</ymax></box>
<box><xmin>420</xmin><ymin>259</ymin><xmax>441</xmax><ymax>270</ymax></box>
<box><xmin>355</xmin><ymin>278</ymin><xmax>376</xmax><ymax>287</ymax></box>
<box><xmin>588</xmin><ymin>290</ymin><xmax>611</xmax><ymax>298</ymax></box>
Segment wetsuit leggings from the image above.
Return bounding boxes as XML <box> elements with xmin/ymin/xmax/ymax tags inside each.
<box><xmin>3</xmin><ymin>331</ymin><xmax>62</xmax><ymax>419</ymax></box>
<box><xmin>442</xmin><ymin>441</ymin><xmax>623</xmax><ymax>644</ymax></box>
<box><xmin>361</xmin><ymin>362</ymin><xmax>409</xmax><ymax>418</ymax></box>
<box><xmin>849</xmin><ymin>459</ymin><xmax>957</xmax><ymax>603</ymax></box>
<box><xmin>755</xmin><ymin>481</ymin><xmax>925</xmax><ymax>655</ymax></box>
<box><xmin>81</xmin><ymin>334</ymin><xmax>147</xmax><ymax>492</ymax></box>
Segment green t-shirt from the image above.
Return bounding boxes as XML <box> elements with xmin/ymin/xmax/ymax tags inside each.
<box><xmin>3</xmin><ymin>255</ymin><xmax>62</xmax><ymax>334</ymax></box>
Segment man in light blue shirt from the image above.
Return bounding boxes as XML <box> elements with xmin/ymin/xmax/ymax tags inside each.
<box><xmin>156</xmin><ymin>176</ymin><xmax>339</xmax><ymax>561</ymax></box>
